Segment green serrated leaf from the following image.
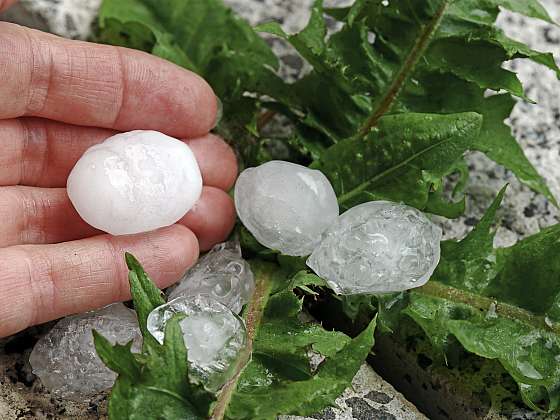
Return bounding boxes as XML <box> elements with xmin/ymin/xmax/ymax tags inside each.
<box><xmin>425</xmin><ymin>189</ymin><xmax>466</xmax><ymax>219</ymax></box>
<box><xmin>433</xmin><ymin>185</ymin><xmax>507</xmax><ymax>293</ymax></box>
<box><xmin>93</xmin><ymin>332</ymin><xmax>142</xmax><ymax>379</ymax></box>
<box><xmin>386</xmin><ymin>189</ymin><xmax>560</xmax><ymax>412</ymax></box>
<box><xmin>315</xmin><ymin>112</ymin><xmax>482</xmax><ymax>214</ymax></box>
<box><xmin>209</xmin><ymin>262</ymin><xmax>372</xmax><ymax>420</ymax></box>
<box><xmin>225</xmin><ymin>317</ymin><xmax>376</xmax><ymax>420</ymax></box>
<box><xmin>400</xmin><ymin>72</ymin><xmax>557</xmax><ymax>205</ymax></box>
<box><xmin>289</xmin><ymin>271</ymin><xmax>328</xmax><ymax>294</ymax></box>
<box><xmin>108</xmin><ymin>375</ymin><xmax>201</xmax><ymax>420</ymax></box>
<box><xmin>96</xmin><ymin>257</ymin><xmax>215</xmax><ymax>420</ymax></box>
<box><xmin>97</xmin><ymin>0</ymin><xmax>196</xmax><ymax>70</ymax></box>
<box><xmin>125</xmin><ymin>253</ymin><xmax>165</xmax><ymax>346</ymax></box>
<box><xmin>490</xmin><ymin>0</ymin><xmax>557</xmax><ymax>24</ymax></box>
<box><xmin>263</xmin><ymin>0</ymin><xmax>557</xmax><ymax>202</ymax></box>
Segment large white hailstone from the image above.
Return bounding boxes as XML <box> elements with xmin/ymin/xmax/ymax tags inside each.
<box><xmin>67</xmin><ymin>130</ymin><xmax>202</xmax><ymax>235</ymax></box>
<box><xmin>147</xmin><ymin>295</ymin><xmax>246</xmax><ymax>391</ymax></box>
<box><xmin>307</xmin><ymin>201</ymin><xmax>442</xmax><ymax>294</ymax></box>
<box><xmin>234</xmin><ymin>161</ymin><xmax>339</xmax><ymax>256</ymax></box>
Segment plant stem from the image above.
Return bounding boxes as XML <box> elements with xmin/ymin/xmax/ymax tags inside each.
<box><xmin>415</xmin><ymin>281</ymin><xmax>560</xmax><ymax>334</ymax></box>
<box><xmin>357</xmin><ymin>1</ymin><xmax>449</xmax><ymax>137</ymax></box>
<box><xmin>211</xmin><ymin>264</ymin><xmax>275</xmax><ymax>420</ymax></box>
<box><xmin>257</xmin><ymin>110</ymin><xmax>278</xmax><ymax>132</ymax></box>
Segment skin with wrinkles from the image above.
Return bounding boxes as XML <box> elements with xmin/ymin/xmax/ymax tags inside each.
<box><xmin>0</xmin><ymin>18</ymin><xmax>237</xmax><ymax>339</ymax></box>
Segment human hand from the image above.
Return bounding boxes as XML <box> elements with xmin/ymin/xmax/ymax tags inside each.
<box><xmin>0</xmin><ymin>11</ymin><xmax>238</xmax><ymax>338</ymax></box>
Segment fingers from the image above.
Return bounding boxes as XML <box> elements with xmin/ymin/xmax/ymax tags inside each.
<box><xmin>0</xmin><ymin>118</ymin><xmax>115</xmax><ymax>187</ymax></box>
<box><xmin>186</xmin><ymin>134</ymin><xmax>238</xmax><ymax>191</ymax></box>
<box><xmin>0</xmin><ymin>22</ymin><xmax>217</xmax><ymax>138</ymax></box>
<box><xmin>0</xmin><ymin>224</ymin><xmax>199</xmax><ymax>338</ymax></box>
<box><xmin>179</xmin><ymin>187</ymin><xmax>236</xmax><ymax>251</ymax></box>
<box><xmin>0</xmin><ymin>185</ymin><xmax>237</xmax><ymax>249</ymax></box>
<box><xmin>0</xmin><ymin>119</ymin><xmax>237</xmax><ymax>189</ymax></box>
<box><xmin>0</xmin><ymin>0</ymin><xmax>17</xmax><ymax>12</ymax></box>
<box><xmin>0</xmin><ymin>187</ymin><xmax>100</xmax><ymax>247</ymax></box>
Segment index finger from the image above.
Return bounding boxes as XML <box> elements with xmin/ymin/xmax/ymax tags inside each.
<box><xmin>0</xmin><ymin>23</ymin><xmax>218</xmax><ymax>138</ymax></box>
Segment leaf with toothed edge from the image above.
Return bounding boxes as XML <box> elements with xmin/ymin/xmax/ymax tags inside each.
<box><xmin>96</xmin><ymin>255</ymin><xmax>375</xmax><ymax>420</ymax></box>
<box><xmin>376</xmin><ymin>187</ymin><xmax>560</xmax><ymax>412</ymax></box>
<box><xmin>95</xmin><ymin>0</ymin><xmax>560</xmax><ymax>415</ymax></box>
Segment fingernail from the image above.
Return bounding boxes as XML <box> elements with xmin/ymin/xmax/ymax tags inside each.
<box><xmin>214</xmin><ymin>96</ymin><xmax>223</xmax><ymax>128</ymax></box>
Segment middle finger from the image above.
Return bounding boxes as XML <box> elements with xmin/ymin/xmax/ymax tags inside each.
<box><xmin>0</xmin><ymin>118</ymin><xmax>238</xmax><ymax>190</ymax></box>
<box><xmin>0</xmin><ymin>185</ymin><xmax>236</xmax><ymax>248</ymax></box>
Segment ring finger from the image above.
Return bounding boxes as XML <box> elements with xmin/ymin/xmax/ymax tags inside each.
<box><xmin>0</xmin><ymin>185</ymin><xmax>236</xmax><ymax>248</ymax></box>
<box><xmin>0</xmin><ymin>118</ymin><xmax>238</xmax><ymax>190</ymax></box>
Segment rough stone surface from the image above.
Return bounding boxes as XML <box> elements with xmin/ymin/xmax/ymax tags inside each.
<box><xmin>308</xmin><ymin>202</ymin><xmax>442</xmax><ymax>295</ymax></box>
<box><xmin>235</xmin><ymin>161</ymin><xmax>339</xmax><ymax>256</ymax></box>
<box><xmin>280</xmin><ymin>365</ymin><xmax>426</xmax><ymax>420</ymax></box>
<box><xmin>29</xmin><ymin>304</ymin><xmax>141</xmax><ymax>401</ymax></box>
<box><xmin>0</xmin><ymin>0</ymin><xmax>101</xmax><ymax>39</ymax></box>
<box><xmin>147</xmin><ymin>295</ymin><xmax>246</xmax><ymax>391</ymax></box>
<box><xmin>431</xmin><ymin>2</ymin><xmax>560</xmax><ymax>249</ymax></box>
<box><xmin>167</xmin><ymin>240</ymin><xmax>255</xmax><ymax>314</ymax></box>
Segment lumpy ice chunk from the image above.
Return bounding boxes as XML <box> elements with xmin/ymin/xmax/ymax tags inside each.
<box><xmin>147</xmin><ymin>295</ymin><xmax>246</xmax><ymax>391</ymax></box>
<box><xmin>234</xmin><ymin>161</ymin><xmax>339</xmax><ymax>256</ymax></box>
<box><xmin>167</xmin><ymin>240</ymin><xmax>255</xmax><ymax>314</ymax></box>
<box><xmin>307</xmin><ymin>201</ymin><xmax>442</xmax><ymax>294</ymax></box>
<box><xmin>67</xmin><ymin>130</ymin><xmax>202</xmax><ymax>235</ymax></box>
<box><xmin>29</xmin><ymin>304</ymin><xmax>142</xmax><ymax>400</ymax></box>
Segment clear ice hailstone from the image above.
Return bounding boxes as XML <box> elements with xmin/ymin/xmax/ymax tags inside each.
<box><xmin>307</xmin><ymin>201</ymin><xmax>442</xmax><ymax>294</ymax></box>
<box><xmin>234</xmin><ymin>160</ymin><xmax>339</xmax><ymax>256</ymax></box>
<box><xmin>167</xmin><ymin>240</ymin><xmax>255</xmax><ymax>314</ymax></box>
<box><xmin>67</xmin><ymin>130</ymin><xmax>203</xmax><ymax>236</ymax></box>
<box><xmin>29</xmin><ymin>304</ymin><xmax>142</xmax><ymax>400</ymax></box>
<box><xmin>147</xmin><ymin>295</ymin><xmax>247</xmax><ymax>391</ymax></box>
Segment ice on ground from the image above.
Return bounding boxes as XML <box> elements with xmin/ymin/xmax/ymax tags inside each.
<box><xmin>235</xmin><ymin>160</ymin><xmax>339</xmax><ymax>256</ymax></box>
<box><xmin>67</xmin><ymin>130</ymin><xmax>202</xmax><ymax>235</ymax></box>
<box><xmin>29</xmin><ymin>304</ymin><xmax>142</xmax><ymax>400</ymax></box>
<box><xmin>147</xmin><ymin>295</ymin><xmax>247</xmax><ymax>391</ymax></box>
<box><xmin>167</xmin><ymin>240</ymin><xmax>255</xmax><ymax>314</ymax></box>
<box><xmin>307</xmin><ymin>201</ymin><xmax>442</xmax><ymax>294</ymax></box>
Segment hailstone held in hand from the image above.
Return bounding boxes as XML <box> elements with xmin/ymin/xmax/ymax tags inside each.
<box><xmin>147</xmin><ymin>295</ymin><xmax>247</xmax><ymax>391</ymax></box>
<box><xmin>67</xmin><ymin>130</ymin><xmax>202</xmax><ymax>235</ymax></box>
<box><xmin>307</xmin><ymin>201</ymin><xmax>442</xmax><ymax>294</ymax></box>
<box><xmin>235</xmin><ymin>161</ymin><xmax>339</xmax><ymax>256</ymax></box>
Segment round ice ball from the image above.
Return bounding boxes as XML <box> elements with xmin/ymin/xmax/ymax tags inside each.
<box><xmin>234</xmin><ymin>161</ymin><xmax>339</xmax><ymax>256</ymax></box>
<box><xmin>67</xmin><ymin>130</ymin><xmax>202</xmax><ymax>236</ymax></box>
<box><xmin>307</xmin><ymin>201</ymin><xmax>442</xmax><ymax>294</ymax></box>
<box><xmin>147</xmin><ymin>295</ymin><xmax>247</xmax><ymax>391</ymax></box>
